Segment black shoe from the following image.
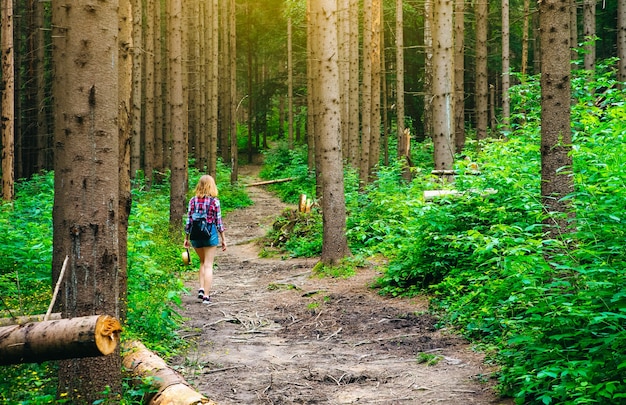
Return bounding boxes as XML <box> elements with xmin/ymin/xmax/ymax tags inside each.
<box><xmin>202</xmin><ymin>295</ymin><xmax>211</xmax><ymax>304</ymax></box>
<box><xmin>198</xmin><ymin>289</ymin><xmax>205</xmax><ymax>299</ymax></box>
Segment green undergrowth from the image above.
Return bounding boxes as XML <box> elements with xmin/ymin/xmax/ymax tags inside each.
<box><xmin>260</xmin><ymin>60</ymin><xmax>626</xmax><ymax>404</ymax></box>
<box><xmin>0</xmin><ymin>161</ymin><xmax>250</xmax><ymax>403</ymax></box>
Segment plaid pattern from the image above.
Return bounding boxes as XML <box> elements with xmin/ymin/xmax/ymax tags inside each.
<box><xmin>185</xmin><ymin>196</ymin><xmax>225</xmax><ymax>234</ymax></box>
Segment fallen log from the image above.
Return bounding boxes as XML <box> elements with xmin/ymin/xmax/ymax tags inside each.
<box><xmin>246</xmin><ymin>177</ymin><xmax>294</xmax><ymax>187</ymax></box>
<box><xmin>0</xmin><ymin>314</ymin><xmax>121</xmax><ymax>365</ymax></box>
<box><xmin>122</xmin><ymin>340</ymin><xmax>215</xmax><ymax>405</ymax></box>
<box><xmin>0</xmin><ymin>312</ymin><xmax>62</xmax><ymax>327</ymax></box>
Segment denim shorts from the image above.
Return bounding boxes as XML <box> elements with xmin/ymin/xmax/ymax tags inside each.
<box><xmin>191</xmin><ymin>229</ymin><xmax>219</xmax><ymax>248</ymax></box>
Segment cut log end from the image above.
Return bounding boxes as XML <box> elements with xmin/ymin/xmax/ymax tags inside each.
<box><xmin>95</xmin><ymin>315</ymin><xmax>122</xmax><ymax>356</ymax></box>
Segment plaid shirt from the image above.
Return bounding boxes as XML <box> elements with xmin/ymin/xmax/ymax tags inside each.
<box><xmin>185</xmin><ymin>196</ymin><xmax>225</xmax><ymax>234</ymax></box>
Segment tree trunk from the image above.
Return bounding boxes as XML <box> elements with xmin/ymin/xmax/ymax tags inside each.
<box><xmin>144</xmin><ymin>0</ymin><xmax>156</xmax><ymax>188</ymax></box>
<box><xmin>423</xmin><ymin>0</ymin><xmax>433</xmax><ymax>138</ymax></box>
<box><xmin>154</xmin><ymin>2</ymin><xmax>166</xmax><ymax>174</ymax></box>
<box><xmin>381</xmin><ymin>16</ymin><xmax>389</xmax><ymax>166</ymax></box>
<box><xmin>475</xmin><ymin>0</ymin><xmax>489</xmax><ymax>141</ymax></box>
<box><xmin>432</xmin><ymin>0</ymin><xmax>455</xmax><ymax>175</ymax></box>
<box><xmin>119</xmin><ymin>0</ymin><xmax>132</xmax><ymax>323</ymax></box>
<box><xmin>347</xmin><ymin>0</ymin><xmax>360</xmax><ymax>169</ymax></box>
<box><xmin>288</xmin><ymin>16</ymin><xmax>294</xmax><ymax>149</ymax></box>
<box><xmin>209</xmin><ymin>0</ymin><xmax>219</xmax><ymax>176</ymax></box>
<box><xmin>229</xmin><ymin>0</ymin><xmax>238</xmax><ymax>184</ymax></box>
<box><xmin>617</xmin><ymin>0</ymin><xmax>626</xmax><ymax>82</ymax></box>
<box><xmin>130</xmin><ymin>0</ymin><xmax>143</xmax><ymax>179</ymax></box>
<box><xmin>570</xmin><ymin>0</ymin><xmax>578</xmax><ymax>65</ymax></box>
<box><xmin>539</xmin><ymin>0</ymin><xmax>574</xmax><ymax>235</ymax></box>
<box><xmin>122</xmin><ymin>340</ymin><xmax>215</xmax><ymax>405</ymax></box>
<box><xmin>396</xmin><ymin>0</ymin><xmax>410</xmax><ymax>159</ymax></box>
<box><xmin>501</xmin><ymin>0</ymin><xmax>510</xmax><ymax>133</ymax></box>
<box><xmin>360</xmin><ymin>0</ymin><xmax>372</xmax><ymax>186</ymax></box>
<box><xmin>52</xmin><ymin>0</ymin><xmax>123</xmax><ymax>399</ymax></box>
<box><xmin>369</xmin><ymin>0</ymin><xmax>382</xmax><ymax>177</ymax></box>
<box><xmin>169</xmin><ymin>0</ymin><xmax>188</xmax><ymax>231</ymax></box>
<box><xmin>306</xmin><ymin>0</ymin><xmax>317</xmax><ymax>176</ymax></box>
<box><xmin>522</xmin><ymin>0</ymin><xmax>530</xmax><ymax>75</ymax></box>
<box><xmin>454</xmin><ymin>0</ymin><xmax>465</xmax><ymax>153</ymax></box>
<box><xmin>219</xmin><ymin>0</ymin><xmax>230</xmax><ymax>165</ymax></box>
<box><xmin>1</xmin><ymin>0</ymin><xmax>15</xmax><ymax>201</ymax></box>
<box><xmin>35</xmin><ymin>0</ymin><xmax>48</xmax><ymax>172</ymax></box>
<box><xmin>310</xmin><ymin>0</ymin><xmax>350</xmax><ymax>265</ymax></box>
<box><xmin>583</xmin><ymin>0</ymin><xmax>596</xmax><ymax>73</ymax></box>
<box><xmin>338</xmin><ymin>0</ymin><xmax>350</xmax><ymax>160</ymax></box>
<box><xmin>0</xmin><ymin>315</ymin><xmax>121</xmax><ymax>366</ymax></box>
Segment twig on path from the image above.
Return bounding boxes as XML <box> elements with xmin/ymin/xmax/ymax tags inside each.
<box><xmin>352</xmin><ymin>333</ymin><xmax>426</xmax><ymax>347</ymax></box>
<box><xmin>203</xmin><ymin>365</ymin><xmax>244</xmax><ymax>375</ymax></box>
<box><xmin>368</xmin><ymin>397</ymin><xmax>417</xmax><ymax>403</ymax></box>
<box><xmin>323</xmin><ymin>327</ymin><xmax>342</xmax><ymax>341</ymax></box>
<box><xmin>203</xmin><ymin>318</ymin><xmax>238</xmax><ymax>328</ymax></box>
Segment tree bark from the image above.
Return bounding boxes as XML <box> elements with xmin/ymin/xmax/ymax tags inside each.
<box><xmin>369</xmin><ymin>0</ymin><xmax>382</xmax><ymax>177</ymax></box>
<box><xmin>540</xmin><ymin>0</ymin><xmax>574</xmax><ymax>235</ymax></box>
<box><xmin>338</xmin><ymin>0</ymin><xmax>350</xmax><ymax>160</ymax></box>
<box><xmin>347</xmin><ymin>0</ymin><xmax>360</xmax><ymax>169</ymax></box>
<box><xmin>288</xmin><ymin>16</ymin><xmax>294</xmax><ymax>149</ymax></box>
<box><xmin>432</xmin><ymin>0</ymin><xmax>455</xmax><ymax>174</ymax></box>
<box><xmin>310</xmin><ymin>0</ymin><xmax>350</xmax><ymax>265</ymax></box>
<box><xmin>454</xmin><ymin>0</ymin><xmax>465</xmax><ymax>152</ymax></box>
<box><xmin>522</xmin><ymin>0</ymin><xmax>530</xmax><ymax>75</ymax></box>
<box><xmin>229</xmin><ymin>0</ymin><xmax>238</xmax><ymax>184</ymax></box>
<box><xmin>208</xmin><ymin>0</ymin><xmax>219</xmax><ymax>176</ymax></box>
<box><xmin>1</xmin><ymin>0</ymin><xmax>15</xmax><ymax>201</ymax></box>
<box><xmin>119</xmin><ymin>0</ymin><xmax>133</xmax><ymax>324</ymax></box>
<box><xmin>122</xmin><ymin>340</ymin><xmax>215</xmax><ymax>405</ymax></box>
<box><xmin>583</xmin><ymin>0</ymin><xmax>596</xmax><ymax>73</ymax></box>
<box><xmin>35</xmin><ymin>0</ymin><xmax>48</xmax><ymax>172</ymax></box>
<box><xmin>144</xmin><ymin>0</ymin><xmax>156</xmax><ymax>188</ymax></box>
<box><xmin>423</xmin><ymin>0</ymin><xmax>433</xmax><ymax>138</ymax></box>
<box><xmin>619</xmin><ymin>0</ymin><xmax>626</xmax><ymax>84</ymax></box>
<box><xmin>501</xmin><ymin>0</ymin><xmax>510</xmax><ymax>133</ymax></box>
<box><xmin>360</xmin><ymin>0</ymin><xmax>373</xmax><ymax>186</ymax></box>
<box><xmin>0</xmin><ymin>315</ymin><xmax>121</xmax><ymax>366</ymax></box>
<box><xmin>52</xmin><ymin>0</ymin><xmax>122</xmax><ymax>398</ymax></box>
<box><xmin>475</xmin><ymin>0</ymin><xmax>489</xmax><ymax>141</ymax></box>
<box><xmin>169</xmin><ymin>0</ymin><xmax>188</xmax><ymax>231</ymax></box>
<box><xmin>130</xmin><ymin>0</ymin><xmax>143</xmax><ymax>179</ymax></box>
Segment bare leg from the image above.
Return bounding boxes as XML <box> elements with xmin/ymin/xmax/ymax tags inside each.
<box><xmin>194</xmin><ymin>246</ymin><xmax>207</xmax><ymax>292</ymax></box>
<box><xmin>201</xmin><ymin>246</ymin><xmax>218</xmax><ymax>296</ymax></box>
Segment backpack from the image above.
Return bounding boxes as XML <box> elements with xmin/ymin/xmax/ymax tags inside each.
<box><xmin>189</xmin><ymin>198</ymin><xmax>215</xmax><ymax>240</ymax></box>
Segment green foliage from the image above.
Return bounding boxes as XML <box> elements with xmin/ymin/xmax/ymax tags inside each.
<box><xmin>416</xmin><ymin>352</ymin><xmax>442</xmax><ymax>366</ymax></box>
<box><xmin>0</xmin><ymin>172</ymin><xmax>55</xmax><ymax>316</ymax></box>
<box><xmin>263</xmin><ymin>207</ymin><xmax>323</xmax><ymax>258</ymax></box>
<box><xmin>259</xmin><ymin>142</ymin><xmax>316</xmax><ymax>204</ymax></box>
<box><xmin>0</xmin><ymin>163</ymin><xmax>250</xmax><ymax>402</ymax></box>
<box><xmin>312</xmin><ymin>258</ymin><xmax>357</xmax><ymax>279</ymax></box>
<box><xmin>265</xmin><ymin>60</ymin><xmax>626</xmax><ymax>404</ymax></box>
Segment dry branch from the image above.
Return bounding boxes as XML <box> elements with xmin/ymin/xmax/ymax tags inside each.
<box><xmin>122</xmin><ymin>340</ymin><xmax>215</xmax><ymax>405</ymax></box>
<box><xmin>0</xmin><ymin>314</ymin><xmax>121</xmax><ymax>365</ymax></box>
<box><xmin>246</xmin><ymin>177</ymin><xmax>294</xmax><ymax>187</ymax></box>
<box><xmin>0</xmin><ymin>312</ymin><xmax>61</xmax><ymax>327</ymax></box>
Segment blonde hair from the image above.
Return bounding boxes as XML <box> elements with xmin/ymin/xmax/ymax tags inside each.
<box><xmin>194</xmin><ymin>175</ymin><xmax>219</xmax><ymax>197</ymax></box>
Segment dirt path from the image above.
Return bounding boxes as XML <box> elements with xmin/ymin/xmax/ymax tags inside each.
<box><xmin>174</xmin><ymin>165</ymin><xmax>512</xmax><ymax>405</ymax></box>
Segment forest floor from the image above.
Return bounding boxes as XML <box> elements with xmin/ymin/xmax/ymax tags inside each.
<box><xmin>172</xmin><ymin>164</ymin><xmax>514</xmax><ymax>405</ymax></box>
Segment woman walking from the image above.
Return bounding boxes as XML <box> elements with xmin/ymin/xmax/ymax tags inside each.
<box><xmin>184</xmin><ymin>175</ymin><xmax>227</xmax><ymax>304</ymax></box>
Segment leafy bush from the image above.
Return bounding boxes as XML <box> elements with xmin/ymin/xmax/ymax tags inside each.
<box><xmin>259</xmin><ymin>142</ymin><xmax>316</xmax><ymax>204</ymax></box>
<box><xmin>264</xmin><ymin>59</ymin><xmax>626</xmax><ymax>404</ymax></box>
<box><xmin>0</xmin><ymin>163</ymin><xmax>250</xmax><ymax>402</ymax></box>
